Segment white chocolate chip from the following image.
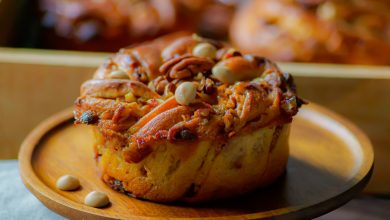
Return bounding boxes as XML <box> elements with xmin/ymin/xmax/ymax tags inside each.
<box><xmin>192</xmin><ymin>43</ymin><xmax>217</xmax><ymax>59</ymax></box>
<box><xmin>56</xmin><ymin>175</ymin><xmax>80</xmax><ymax>191</ymax></box>
<box><xmin>109</xmin><ymin>70</ymin><xmax>129</xmax><ymax>79</ymax></box>
<box><xmin>175</xmin><ymin>82</ymin><xmax>197</xmax><ymax>106</ymax></box>
<box><xmin>211</xmin><ymin>64</ymin><xmax>236</xmax><ymax>84</ymax></box>
<box><xmin>211</xmin><ymin>57</ymin><xmax>259</xmax><ymax>84</ymax></box>
<box><xmin>84</xmin><ymin>191</ymin><xmax>110</xmax><ymax>208</ymax></box>
<box><xmin>317</xmin><ymin>1</ymin><xmax>336</xmax><ymax>21</ymax></box>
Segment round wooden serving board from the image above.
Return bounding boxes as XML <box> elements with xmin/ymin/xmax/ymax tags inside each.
<box><xmin>19</xmin><ymin>103</ymin><xmax>373</xmax><ymax>220</ymax></box>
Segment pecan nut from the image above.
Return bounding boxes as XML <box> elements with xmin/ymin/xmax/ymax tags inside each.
<box><xmin>159</xmin><ymin>55</ymin><xmax>215</xmax><ymax>79</ymax></box>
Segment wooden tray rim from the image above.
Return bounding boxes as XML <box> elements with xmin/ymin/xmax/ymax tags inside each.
<box><xmin>18</xmin><ymin>103</ymin><xmax>374</xmax><ymax>220</ymax></box>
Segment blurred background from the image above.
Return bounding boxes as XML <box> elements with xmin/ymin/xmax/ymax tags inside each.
<box><xmin>0</xmin><ymin>0</ymin><xmax>389</xmax><ymax>218</ymax></box>
<box><xmin>1</xmin><ymin>0</ymin><xmax>389</xmax><ymax>63</ymax></box>
<box><xmin>1</xmin><ymin>0</ymin><xmax>236</xmax><ymax>51</ymax></box>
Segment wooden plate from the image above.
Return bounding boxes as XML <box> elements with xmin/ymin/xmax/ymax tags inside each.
<box><xmin>19</xmin><ymin>103</ymin><xmax>374</xmax><ymax>220</ymax></box>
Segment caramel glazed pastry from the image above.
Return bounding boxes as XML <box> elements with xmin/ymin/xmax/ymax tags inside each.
<box><xmin>230</xmin><ymin>0</ymin><xmax>390</xmax><ymax>65</ymax></box>
<box><xmin>39</xmin><ymin>0</ymin><xmax>235</xmax><ymax>51</ymax></box>
<box><xmin>74</xmin><ymin>33</ymin><xmax>304</xmax><ymax>203</ymax></box>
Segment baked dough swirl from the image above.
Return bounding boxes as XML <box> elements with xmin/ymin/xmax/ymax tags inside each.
<box><xmin>74</xmin><ymin>33</ymin><xmax>304</xmax><ymax>202</ymax></box>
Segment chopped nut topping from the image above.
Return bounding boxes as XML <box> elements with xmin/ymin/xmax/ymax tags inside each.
<box><xmin>74</xmin><ymin>34</ymin><xmax>304</xmax><ymax>163</ymax></box>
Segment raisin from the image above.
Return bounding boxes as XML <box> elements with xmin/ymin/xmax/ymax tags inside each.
<box><xmin>79</xmin><ymin>110</ymin><xmax>98</xmax><ymax>124</ymax></box>
<box><xmin>174</xmin><ymin>129</ymin><xmax>197</xmax><ymax>140</ymax></box>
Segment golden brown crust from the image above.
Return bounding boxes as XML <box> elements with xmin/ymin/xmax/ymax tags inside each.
<box><xmin>230</xmin><ymin>0</ymin><xmax>390</xmax><ymax>65</ymax></box>
<box><xmin>96</xmin><ymin>124</ymin><xmax>290</xmax><ymax>202</ymax></box>
<box><xmin>74</xmin><ymin>34</ymin><xmax>303</xmax><ymax>202</ymax></box>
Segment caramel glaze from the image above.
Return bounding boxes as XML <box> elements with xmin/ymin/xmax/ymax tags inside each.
<box><xmin>230</xmin><ymin>0</ymin><xmax>390</xmax><ymax>65</ymax></box>
<box><xmin>74</xmin><ymin>33</ymin><xmax>304</xmax><ymax>163</ymax></box>
<box><xmin>39</xmin><ymin>0</ymin><xmax>236</xmax><ymax>51</ymax></box>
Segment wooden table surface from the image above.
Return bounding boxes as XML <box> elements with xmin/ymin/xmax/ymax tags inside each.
<box><xmin>317</xmin><ymin>196</ymin><xmax>390</xmax><ymax>220</ymax></box>
<box><xmin>18</xmin><ymin>104</ymin><xmax>373</xmax><ymax>219</ymax></box>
